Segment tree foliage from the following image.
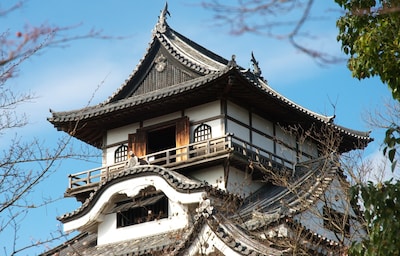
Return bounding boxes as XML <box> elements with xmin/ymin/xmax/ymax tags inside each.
<box><xmin>349</xmin><ymin>180</ymin><xmax>400</xmax><ymax>255</ymax></box>
<box><xmin>335</xmin><ymin>0</ymin><xmax>400</xmax><ymax>167</ymax></box>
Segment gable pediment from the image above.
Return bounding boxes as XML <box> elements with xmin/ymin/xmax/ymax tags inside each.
<box><xmin>130</xmin><ymin>47</ymin><xmax>200</xmax><ymax>97</ymax></box>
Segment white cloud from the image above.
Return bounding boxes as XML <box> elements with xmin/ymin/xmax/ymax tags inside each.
<box><xmin>365</xmin><ymin>148</ymin><xmax>400</xmax><ymax>182</ymax></box>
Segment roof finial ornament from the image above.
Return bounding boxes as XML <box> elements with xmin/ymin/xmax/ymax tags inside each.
<box><xmin>156</xmin><ymin>2</ymin><xmax>170</xmax><ymax>33</ymax></box>
<box><xmin>227</xmin><ymin>54</ymin><xmax>237</xmax><ymax>68</ymax></box>
<box><xmin>251</xmin><ymin>51</ymin><xmax>262</xmax><ymax>77</ymax></box>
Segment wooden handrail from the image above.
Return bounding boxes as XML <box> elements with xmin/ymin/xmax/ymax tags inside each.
<box><xmin>67</xmin><ymin>134</ymin><xmax>294</xmax><ymax>190</ymax></box>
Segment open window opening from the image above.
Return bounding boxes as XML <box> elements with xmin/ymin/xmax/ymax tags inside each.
<box><xmin>147</xmin><ymin>126</ymin><xmax>176</xmax><ymax>153</ymax></box>
<box><xmin>116</xmin><ymin>186</ymin><xmax>168</xmax><ymax>228</ymax></box>
<box><xmin>128</xmin><ymin>117</ymin><xmax>190</xmax><ymax>163</ymax></box>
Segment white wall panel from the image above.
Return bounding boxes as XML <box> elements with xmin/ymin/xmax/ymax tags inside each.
<box><xmin>107</xmin><ymin>123</ymin><xmax>139</xmax><ymax>146</ymax></box>
<box><xmin>227</xmin><ymin>101</ymin><xmax>249</xmax><ymax>125</ymax></box>
<box><xmin>227</xmin><ymin>120</ymin><xmax>249</xmax><ymax>141</ymax></box>
<box><xmin>252</xmin><ymin>113</ymin><xmax>273</xmax><ymax>136</ymax></box>
<box><xmin>143</xmin><ymin>111</ymin><xmax>181</xmax><ymax>127</ymax></box>
<box><xmin>252</xmin><ymin>132</ymin><xmax>274</xmax><ymax>155</ymax></box>
<box><xmin>227</xmin><ymin>167</ymin><xmax>263</xmax><ymax>198</ymax></box>
<box><xmin>185</xmin><ymin>101</ymin><xmax>221</xmax><ymax>122</ymax></box>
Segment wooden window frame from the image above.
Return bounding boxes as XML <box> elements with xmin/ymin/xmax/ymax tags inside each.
<box><xmin>127</xmin><ymin>117</ymin><xmax>190</xmax><ymax>160</ymax></box>
<box><xmin>194</xmin><ymin>123</ymin><xmax>212</xmax><ymax>142</ymax></box>
<box><xmin>114</xmin><ymin>144</ymin><xmax>128</xmax><ymax>163</ymax></box>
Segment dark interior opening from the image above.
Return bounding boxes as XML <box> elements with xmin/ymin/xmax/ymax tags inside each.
<box><xmin>147</xmin><ymin>126</ymin><xmax>176</xmax><ymax>153</ymax></box>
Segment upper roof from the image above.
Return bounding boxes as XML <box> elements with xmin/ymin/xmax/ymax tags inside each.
<box><xmin>47</xmin><ymin>4</ymin><xmax>372</xmax><ymax>151</ymax></box>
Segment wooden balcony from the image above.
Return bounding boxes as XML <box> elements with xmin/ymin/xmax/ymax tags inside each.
<box><xmin>66</xmin><ymin>134</ymin><xmax>294</xmax><ymax>199</ymax></box>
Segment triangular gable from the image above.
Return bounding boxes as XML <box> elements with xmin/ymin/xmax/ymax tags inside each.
<box><xmin>106</xmin><ymin>4</ymin><xmax>228</xmax><ymax>103</ymax></box>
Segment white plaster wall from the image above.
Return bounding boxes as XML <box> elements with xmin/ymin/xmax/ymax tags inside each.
<box><xmin>252</xmin><ymin>132</ymin><xmax>274</xmax><ymax>155</ymax></box>
<box><xmin>189</xmin><ymin>166</ymin><xmax>225</xmax><ymax>190</ymax></box>
<box><xmin>227</xmin><ymin>101</ymin><xmax>249</xmax><ymax>125</ymax></box>
<box><xmin>98</xmin><ymin>200</ymin><xmax>189</xmax><ymax>245</ymax></box>
<box><xmin>227</xmin><ymin>167</ymin><xmax>263</xmax><ymax>198</ymax></box>
<box><xmin>107</xmin><ymin>123</ymin><xmax>139</xmax><ymax>145</ymax></box>
<box><xmin>252</xmin><ymin>113</ymin><xmax>273</xmax><ymax>136</ymax></box>
<box><xmin>298</xmin><ymin>138</ymin><xmax>318</xmax><ymax>161</ymax></box>
<box><xmin>105</xmin><ymin>146</ymin><xmax>118</xmax><ymax>166</ymax></box>
<box><xmin>190</xmin><ymin>119</ymin><xmax>224</xmax><ymax>142</ymax></box>
<box><xmin>274</xmin><ymin>126</ymin><xmax>297</xmax><ymax>165</ymax></box>
<box><xmin>105</xmin><ymin>123</ymin><xmax>139</xmax><ymax>166</ymax></box>
<box><xmin>185</xmin><ymin>101</ymin><xmax>221</xmax><ymax>122</ymax></box>
<box><xmin>276</xmin><ymin>143</ymin><xmax>296</xmax><ymax>166</ymax></box>
<box><xmin>276</xmin><ymin>126</ymin><xmax>296</xmax><ymax>148</ymax></box>
<box><xmin>143</xmin><ymin>111</ymin><xmax>181</xmax><ymax>127</ymax></box>
<box><xmin>295</xmin><ymin>177</ymin><xmax>363</xmax><ymax>245</ymax></box>
<box><xmin>227</xmin><ymin>120</ymin><xmax>250</xmax><ymax>141</ymax></box>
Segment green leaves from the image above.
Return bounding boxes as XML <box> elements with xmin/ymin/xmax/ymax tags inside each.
<box><xmin>336</xmin><ymin>0</ymin><xmax>400</xmax><ymax>166</ymax></box>
<box><xmin>334</xmin><ymin>3</ymin><xmax>400</xmax><ymax>254</ymax></box>
<box><xmin>349</xmin><ymin>181</ymin><xmax>400</xmax><ymax>256</ymax></box>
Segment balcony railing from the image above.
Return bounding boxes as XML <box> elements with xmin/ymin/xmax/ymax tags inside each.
<box><xmin>67</xmin><ymin>134</ymin><xmax>294</xmax><ymax>191</ymax></box>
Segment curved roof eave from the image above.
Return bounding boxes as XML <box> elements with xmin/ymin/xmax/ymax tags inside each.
<box><xmin>237</xmin><ymin>71</ymin><xmax>371</xmax><ymax>142</ymax></box>
<box><xmin>48</xmin><ymin>70</ymin><xmax>228</xmax><ymax>123</ymax></box>
<box><xmin>48</xmin><ymin>67</ymin><xmax>372</xmax><ymax>144</ymax></box>
<box><xmin>239</xmin><ymin>71</ymin><xmax>334</xmax><ymax>123</ymax></box>
<box><xmin>59</xmin><ymin>165</ymin><xmax>241</xmax><ymax>234</ymax></box>
<box><xmin>58</xmin><ymin>165</ymin><xmax>209</xmax><ymax>224</ymax></box>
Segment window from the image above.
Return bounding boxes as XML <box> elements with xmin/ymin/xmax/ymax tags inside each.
<box><xmin>114</xmin><ymin>145</ymin><xmax>128</xmax><ymax>163</ymax></box>
<box><xmin>194</xmin><ymin>124</ymin><xmax>212</xmax><ymax>142</ymax></box>
<box><xmin>147</xmin><ymin>126</ymin><xmax>176</xmax><ymax>154</ymax></box>
<box><xmin>116</xmin><ymin>186</ymin><xmax>168</xmax><ymax>228</ymax></box>
<box><xmin>128</xmin><ymin>117</ymin><xmax>190</xmax><ymax>162</ymax></box>
<box><xmin>323</xmin><ymin>206</ymin><xmax>350</xmax><ymax>236</ymax></box>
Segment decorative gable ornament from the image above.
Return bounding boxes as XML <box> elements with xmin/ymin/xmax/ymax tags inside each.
<box><xmin>155</xmin><ymin>54</ymin><xmax>167</xmax><ymax>72</ymax></box>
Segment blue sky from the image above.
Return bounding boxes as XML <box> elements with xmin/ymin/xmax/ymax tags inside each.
<box><xmin>1</xmin><ymin>1</ymin><xmax>396</xmax><ymax>255</ymax></box>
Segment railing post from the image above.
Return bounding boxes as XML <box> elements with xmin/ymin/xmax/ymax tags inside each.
<box><xmin>166</xmin><ymin>150</ymin><xmax>170</xmax><ymax>164</ymax></box>
<box><xmin>68</xmin><ymin>174</ymin><xmax>73</xmax><ymax>189</ymax></box>
<box><xmin>86</xmin><ymin>171</ymin><xmax>90</xmax><ymax>185</ymax></box>
<box><xmin>255</xmin><ymin>148</ymin><xmax>260</xmax><ymax>162</ymax></box>
<box><xmin>106</xmin><ymin>166</ymin><xmax>110</xmax><ymax>182</ymax></box>
<box><xmin>227</xmin><ymin>133</ymin><xmax>232</xmax><ymax>149</ymax></box>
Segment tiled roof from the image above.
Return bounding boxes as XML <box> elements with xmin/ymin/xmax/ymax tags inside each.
<box><xmin>40</xmin><ymin>229</ymin><xmax>189</xmax><ymax>256</ymax></box>
<box><xmin>48</xmin><ymin>6</ymin><xmax>372</xmax><ymax>149</ymax></box>
<box><xmin>211</xmin><ymin>215</ymin><xmax>284</xmax><ymax>256</ymax></box>
<box><xmin>237</xmin><ymin>70</ymin><xmax>371</xmax><ymax>141</ymax></box>
<box><xmin>237</xmin><ymin>156</ymin><xmax>339</xmax><ymax>229</ymax></box>
<box><xmin>49</xmin><ymin>70</ymin><xmax>227</xmax><ymax>123</ymax></box>
<box><xmin>43</xmin><ymin>215</ymin><xmax>285</xmax><ymax>256</ymax></box>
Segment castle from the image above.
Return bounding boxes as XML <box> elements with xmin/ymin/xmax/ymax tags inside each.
<box><xmin>43</xmin><ymin>4</ymin><xmax>371</xmax><ymax>255</ymax></box>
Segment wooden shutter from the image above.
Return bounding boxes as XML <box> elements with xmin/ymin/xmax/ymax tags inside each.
<box><xmin>128</xmin><ymin>130</ymin><xmax>147</xmax><ymax>157</ymax></box>
<box><xmin>176</xmin><ymin>117</ymin><xmax>190</xmax><ymax>161</ymax></box>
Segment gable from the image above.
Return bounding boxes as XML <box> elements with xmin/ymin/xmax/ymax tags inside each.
<box><xmin>118</xmin><ymin>45</ymin><xmax>201</xmax><ymax>100</ymax></box>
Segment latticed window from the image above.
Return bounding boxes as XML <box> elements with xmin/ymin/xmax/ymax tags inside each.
<box><xmin>116</xmin><ymin>186</ymin><xmax>168</xmax><ymax>228</ymax></box>
<box><xmin>194</xmin><ymin>124</ymin><xmax>212</xmax><ymax>142</ymax></box>
<box><xmin>114</xmin><ymin>145</ymin><xmax>128</xmax><ymax>163</ymax></box>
